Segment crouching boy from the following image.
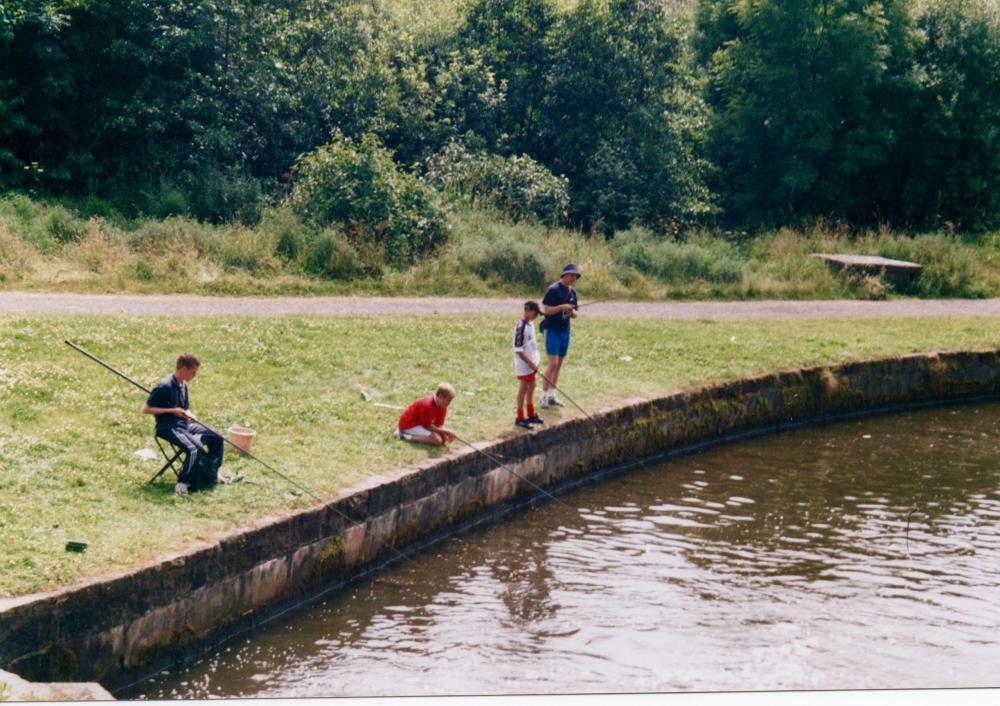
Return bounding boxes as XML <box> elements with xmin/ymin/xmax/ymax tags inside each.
<box><xmin>514</xmin><ymin>301</ymin><xmax>544</xmax><ymax>429</ymax></box>
<box><xmin>396</xmin><ymin>383</ymin><xmax>457</xmax><ymax>446</ymax></box>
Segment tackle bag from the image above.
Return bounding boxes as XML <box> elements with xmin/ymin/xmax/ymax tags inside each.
<box><xmin>180</xmin><ymin>452</ymin><xmax>220</xmax><ymax>492</ymax></box>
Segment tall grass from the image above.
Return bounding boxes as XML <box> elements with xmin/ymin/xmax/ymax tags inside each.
<box><xmin>2</xmin><ymin>194</ymin><xmax>999</xmax><ymax>299</ymax></box>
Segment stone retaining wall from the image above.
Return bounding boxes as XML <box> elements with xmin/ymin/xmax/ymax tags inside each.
<box><xmin>2</xmin><ymin>350</ymin><xmax>999</xmax><ymax>693</ymax></box>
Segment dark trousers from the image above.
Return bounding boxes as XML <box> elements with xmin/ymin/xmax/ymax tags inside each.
<box><xmin>162</xmin><ymin>423</ymin><xmax>224</xmax><ymax>480</ymax></box>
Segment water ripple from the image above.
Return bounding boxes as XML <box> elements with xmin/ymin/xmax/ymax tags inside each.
<box><xmin>137</xmin><ymin>402</ymin><xmax>1000</xmax><ymax>698</ymax></box>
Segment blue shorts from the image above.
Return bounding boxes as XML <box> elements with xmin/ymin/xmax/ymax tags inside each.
<box><xmin>545</xmin><ymin>329</ymin><xmax>571</xmax><ymax>358</ymax></box>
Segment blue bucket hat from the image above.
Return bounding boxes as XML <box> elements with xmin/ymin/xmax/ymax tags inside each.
<box><xmin>561</xmin><ymin>263</ymin><xmax>582</xmax><ymax>279</ymax></box>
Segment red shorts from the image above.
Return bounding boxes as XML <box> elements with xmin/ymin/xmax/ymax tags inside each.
<box><xmin>517</xmin><ymin>372</ymin><xmax>536</xmax><ymax>382</ymax></box>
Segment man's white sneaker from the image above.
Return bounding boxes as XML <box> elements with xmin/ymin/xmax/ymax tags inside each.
<box><xmin>174</xmin><ymin>482</ymin><xmax>189</xmax><ymax>496</ymax></box>
<box><xmin>548</xmin><ymin>394</ymin><xmax>564</xmax><ymax>407</ymax></box>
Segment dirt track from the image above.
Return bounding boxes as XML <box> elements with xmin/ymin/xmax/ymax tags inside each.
<box><xmin>3</xmin><ymin>291</ymin><xmax>1000</xmax><ymax>319</ymax></box>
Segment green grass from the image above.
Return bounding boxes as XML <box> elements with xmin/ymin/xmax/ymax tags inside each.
<box><xmin>4</xmin><ymin>195</ymin><xmax>1000</xmax><ymax>300</ymax></box>
<box><xmin>1</xmin><ymin>313</ymin><xmax>999</xmax><ymax>597</ymax></box>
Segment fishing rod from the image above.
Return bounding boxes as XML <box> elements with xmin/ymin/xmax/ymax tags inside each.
<box><xmin>67</xmin><ymin>340</ymin><xmax>420</xmax><ymax>564</ymax></box>
<box><xmin>532</xmin><ymin>364</ymin><xmax>651</xmax><ymax>472</ymax></box>
<box><xmin>66</xmin><ymin>340</ymin><xmax>326</xmax><ymax>502</ymax></box>
<box><xmin>366</xmin><ymin>395</ymin><xmax>574</xmax><ymax>511</ymax></box>
<box><xmin>574</xmin><ymin>298</ymin><xmax>614</xmax><ymax>309</ymax></box>
<box><xmin>451</xmin><ymin>432</ymin><xmax>575</xmax><ymax>511</ymax></box>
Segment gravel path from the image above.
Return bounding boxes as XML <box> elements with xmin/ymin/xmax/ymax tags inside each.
<box><xmin>3</xmin><ymin>291</ymin><xmax>1000</xmax><ymax>319</ymax></box>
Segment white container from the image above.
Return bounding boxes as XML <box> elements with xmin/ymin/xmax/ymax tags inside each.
<box><xmin>227</xmin><ymin>426</ymin><xmax>256</xmax><ymax>455</ymax></box>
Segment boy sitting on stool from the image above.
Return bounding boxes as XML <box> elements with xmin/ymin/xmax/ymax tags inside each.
<box><xmin>395</xmin><ymin>383</ymin><xmax>457</xmax><ymax>446</ymax></box>
<box><xmin>142</xmin><ymin>353</ymin><xmax>224</xmax><ymax>495</ymax></box>
<box><xmin>514</xmin><ymin>301</ymin><xmax>544</xmax><ymax>429</ymax></box>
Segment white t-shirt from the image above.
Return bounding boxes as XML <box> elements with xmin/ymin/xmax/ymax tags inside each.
<box><xmin>512</xmin><ymin>318</ymin><xmax>540</xmax><ymax>377</ymax></box>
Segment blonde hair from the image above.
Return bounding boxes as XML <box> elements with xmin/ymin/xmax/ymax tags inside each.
<box><xmin>435</xmin><ymin>383</ymin><xmax>456</xmax><ymax>400</ymax></box>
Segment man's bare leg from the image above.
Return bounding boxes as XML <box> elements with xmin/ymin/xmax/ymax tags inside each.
<box><xmin>541</xmin><ymin>356</ymin><xmax>563</xmax><ymax>404</ymax></box>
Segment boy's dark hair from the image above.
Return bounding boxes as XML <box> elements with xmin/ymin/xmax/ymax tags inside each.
<box><xmin>176</xmin><ymin>353</ymin><xmax>201</xmax><ymax>370</ymax></box>
<box><xmin>524</xmin><ymin>300</ymin><xmax>540</xmax><ymax>313</ymax></box>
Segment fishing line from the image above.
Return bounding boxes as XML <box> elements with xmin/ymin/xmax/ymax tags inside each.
<box><xmin>65</xmin><ymin>340</ymin><xmax>416</xmax><ymax>564</ymax></box>
<box><xmin>369</xmin><ymin>396</ymin><xmax>574</xmax><ymax>510</ymax></box>
<box><xmin>533</xmin><ymin>365</ymin><xmax>652</xmax><ymax>472</ymax></box>
<box><xmin>905</xmin><ymin>507</ymin><xmax>919</xmax><ymax>558</ymax></box>
<box><xmin>574</xmin><ymin>298</ymin><xmax>613</xmax><ymax>309</ymax></box>
<box><xmin>66</xmin><ymin>340</ymin><xmax>324</xmax><ymax>502</ymax></box>
<box><xmin>451</xmin><ymin>432</ymin><xmax>575</xmax><ymax>511</ymax></box>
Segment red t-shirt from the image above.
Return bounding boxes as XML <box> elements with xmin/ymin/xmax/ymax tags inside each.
<box><xmin>398</xmin><ymin>395</ymin><xmax>447</xmax><ymax>431</ymax></box>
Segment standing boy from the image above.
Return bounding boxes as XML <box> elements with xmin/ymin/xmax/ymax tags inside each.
<box><xmin>142</xmin><ymin>353</ymin><xmax>224</xmax><ymax>495</ymax></box>
<box><xmin>513</xmin><ymin>301</ymin><xmax>544</xmax><ymax>428</ymax></box>
<box><xmin>396</xmin><ymin>383</ymin><xmax>457</xmax><ymax>446</ymax></box>
<box><xmin>540</xmin><ymin>264</ymin><xmax>582</xmax><ymax>407</ymax></box>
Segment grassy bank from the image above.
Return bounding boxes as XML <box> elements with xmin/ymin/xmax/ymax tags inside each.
<box><xmin>2</xmin><ymin>195</ymin><xmax>1000</xmax><ymax>300</ymax></box>
<box><xmin>1</xmin><ymin>312</ymin><xmax>999</xmax><ymax>597</ymax></box>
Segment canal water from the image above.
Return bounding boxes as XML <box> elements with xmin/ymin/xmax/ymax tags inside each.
<box><xmin>134</xmin><ymin>403</ymin><xmax>1000</xmax><ymax>698</ymax></box>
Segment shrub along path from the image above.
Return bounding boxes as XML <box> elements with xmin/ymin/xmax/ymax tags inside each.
<box><xmin>4</xmin><ymin>291</ymin><xmax>1000</xmax><ymax>319</ymax></box>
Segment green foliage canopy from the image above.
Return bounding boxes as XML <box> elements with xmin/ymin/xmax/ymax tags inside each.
<box><xmin>3</xmin><ymin>0</ymin><xmax>1000</xmax><ymax>234</ymax></box>
<box><xmin>698</xmin><ymin>0</ymin><xmax>916</xmax><ymax>226</ymax></box>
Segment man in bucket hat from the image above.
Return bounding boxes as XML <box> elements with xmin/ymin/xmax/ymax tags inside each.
<box><xmin>539</xmin><ymin>263</ymin><xmax>582</xmax><ymax>407</ymax></box>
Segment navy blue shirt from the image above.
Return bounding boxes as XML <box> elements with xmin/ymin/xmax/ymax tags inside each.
<box><xmin>541</xmin><ymin>281</ymin><xmax>578</xmax><ymax>333</ymax></box>
<box><xmin>146</xmin><ymin>374</ymin><xmax>189</xmax><ymax>434</ymax></box>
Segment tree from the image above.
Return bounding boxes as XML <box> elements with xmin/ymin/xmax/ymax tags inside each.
<box><xmin>897</xmin><ymin>0</ymin><xmax>1000</xmax><ymax>229</ymax></box>
<box><xmin>698</xmin><ymin>0</ymin><xmax>917</xmax><ymax>226</ymax></box>
<box><xmin>545</xmin><ymin>0</ymin><xmax>714</xmax><ymax>231</ymax></box>
<box><xmin>458</xmin><ymin>0</ymin><xmax>556</xmax><ymax>158</ymax></box>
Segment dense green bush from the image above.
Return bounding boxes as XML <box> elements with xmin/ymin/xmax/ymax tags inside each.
<box><xmin>697</xmin><ymin>0</ymin><xmax>1000</xmax><ymax>230</ymax></box>
<box><xmin>288</xmin><ymin>133</ymin><xmax>447</xmax><ymax>267</ymax></box>
<box><xmin>874</xmin><ymin>232</ymin><xmax>991</xmax><ymax>298</ymax></box>
<box><xmin>259</xmin><ymin>208</ymin><xmax>308</xmax><ymax>263</ymax></box>
<box><xmin>425</xmin><ymin>143</ymin><xmax>569</xmax><ymax>225</ymax></box>
<box><xmin>457</xmin><ymin>0</ymin><xmax>556</xmax><ymax>159</ymax></box>
<box><xmin>78</xmin><ymin>196</ymin><xmax>124</xmax><ymax>223</ymax></box>
<box><xmin>44</xmin><ymin>206</ymin><xmax>86</xmax><ymax>244</ymax></box>
<box><xmin>179</xmin><ymin>169</ymin><xmax>265</xmax><ymax>224</ymax></box>
<box><xmin>144</xmin><ymin>184</ymin><xmax>190</xmax><ymax>221</ymax></box>
<box><xmin>4</xmin><ymin>0</ymin><xmax>1000</xmax><ymax>234</ymax></box>
<box><xmin>302</xmin><ymin>230</ymin><xmax>372</xmax><ymax>280</ymax></box>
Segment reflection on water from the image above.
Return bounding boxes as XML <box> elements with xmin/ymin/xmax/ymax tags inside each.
<box><xmin>135</xmin><ymin>403</ymin><xmax>1000</xmax><ymax>698</ymax></box>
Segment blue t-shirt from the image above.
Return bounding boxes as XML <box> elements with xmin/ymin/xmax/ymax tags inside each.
<box><xmin>146</xmin><ymin>375</ymin><xmax>189</xmax><ymax>434</ymax></box>
<box><xmin>541</xmin><ymin>281</ymin><xmax>578</xmax><ymax>333</ymax></box>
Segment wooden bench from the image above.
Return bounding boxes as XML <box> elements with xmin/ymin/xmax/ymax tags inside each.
<box><xmin>810</xmin><ymin>253</ymin><xmax>923</xmax><ymax>282</ymax></box>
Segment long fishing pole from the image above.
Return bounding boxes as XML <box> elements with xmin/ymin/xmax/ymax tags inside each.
<box><xmin>67</xmin><ymin>340</ymin><xmax>427</xmax><ymax>567</ymax></box>
<box><xmin>451</xmin><ymin>432</ymin><xmax>575</xmax><ymax>511</ymax></box>
<box><xmin>533</xmin><ymin>364</ymin><xmax>651</xmax><ymax>472</ymax></box>
<box><xmin>575</xmin><ymin>298</ymin><xmax>613</xmax><ymax>309</ymax></box>
<box><xmin>365</xmin><ymin>393</ymin><xmax>573</xmax><ymax>511</ymax></box>
<box><xmin>66</xmin><ymin>340</ymin><xmax>326</xmax><ymax>502</ymax></box>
